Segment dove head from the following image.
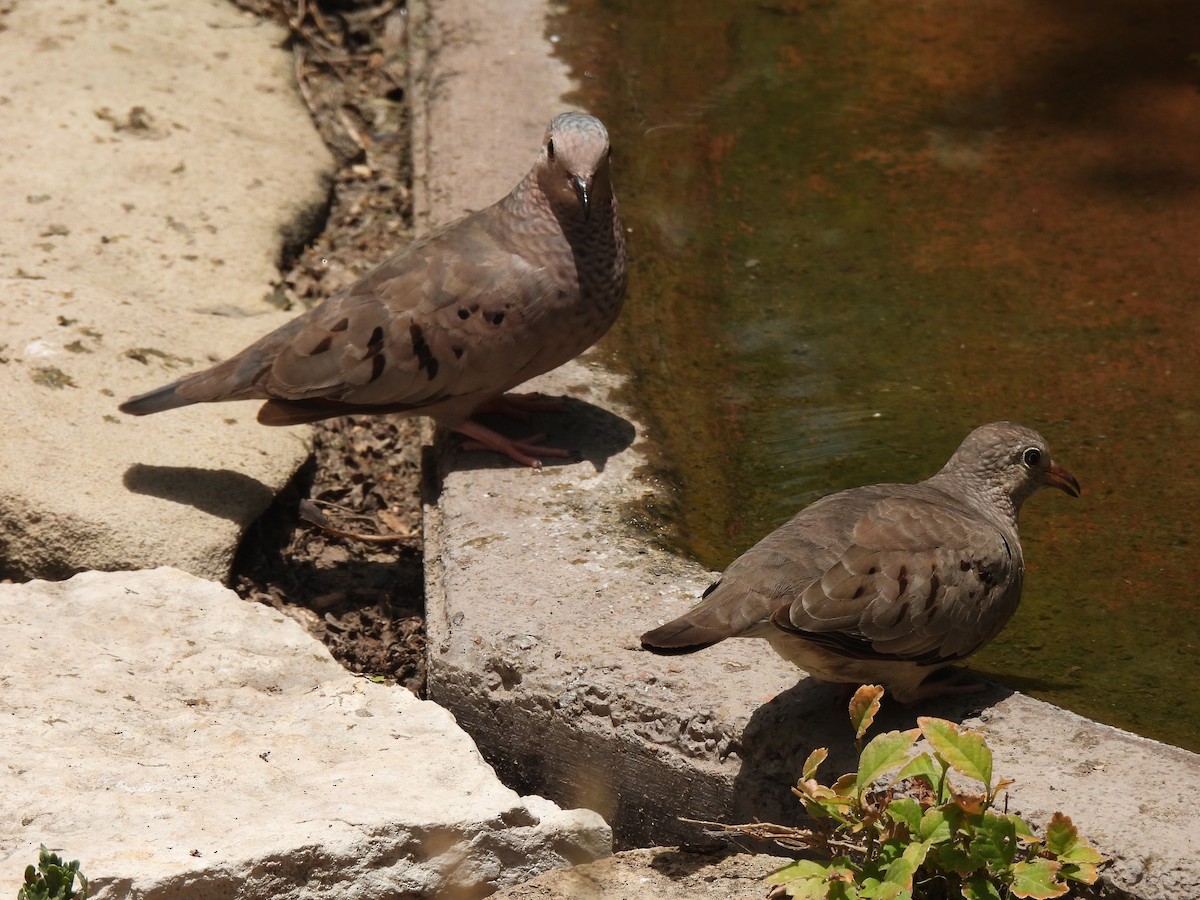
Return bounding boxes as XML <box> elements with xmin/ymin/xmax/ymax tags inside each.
<box><xmin>940</xmin><ymin>421</ymin><xmax>1080</xmax><ymax>523</ymax></box>
<box><xmin>535</xmin><ymin>112</ymin><xmax>613</xmax><ymax>223</ymax></box>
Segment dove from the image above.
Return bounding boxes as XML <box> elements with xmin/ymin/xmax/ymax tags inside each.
<box><xmin>119</xmin><ymin>112</ymin><xmax>626</xmax><ymax>467</ymax></box>
<box><xmin>640</xmin><ymin>422</ymin><xmax>1080</xmax><ymax>702</ymax></box>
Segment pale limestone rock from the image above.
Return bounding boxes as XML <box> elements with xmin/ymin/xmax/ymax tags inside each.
<box><xmin>491</xmin><ymin>848</ymin><xmax>786</xmax><ymax>900</ymax></box>
<box><xmin>0</xmin><ymin>568</ymin><xmax>610</xmax><ymax>899</ymax></box>
<box><xmin>0</xmin><ymin>0</ymin><xmax>334</xmax><ymax>581</ymax></box>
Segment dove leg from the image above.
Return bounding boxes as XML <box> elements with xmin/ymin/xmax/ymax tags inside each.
<box><xmin>473</xmin><ymin>392</ymin><xmax>567</xmax><ymax>423</ymax></box>
<box><xmin>454</xmin><ymin>420</ymin><xmax>575</xmax><ymax>468</ymax></box>
<box><xmin>898</xmin><ymin>667</ymin><xmax>987</xmax><ymax>704</ymax></box>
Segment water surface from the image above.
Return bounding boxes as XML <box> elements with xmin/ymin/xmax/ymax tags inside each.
<box><xmin>553</xmin><ymin>0</ymin><xmax>1200</xmax><ymax>750</ymax></box>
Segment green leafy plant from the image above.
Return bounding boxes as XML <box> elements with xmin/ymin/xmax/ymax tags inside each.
<box><xmin>17</xmin><ymin>846</ymin><xmax>88</xmax><ymax>900</ymax></box>
<box><xmin>695</xmin><ymin>686</ymin><xmax>1103</xmax><ymax>899</ymax></box>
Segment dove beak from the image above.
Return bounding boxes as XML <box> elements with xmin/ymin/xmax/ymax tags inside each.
<box><xmin>1045</xmin><ymin>461</ymin><xmax>1081</xmax><ymax>498</ymax></box>
<box><xmin>571</xmin><ymin>174</ymin><xmax>591</xmax><ymax>221</ymax></box>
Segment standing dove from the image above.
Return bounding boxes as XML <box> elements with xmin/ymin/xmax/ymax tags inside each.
<box><xmin>641</xmin><ymin>423</ymin><xmax>1080</xmax><ymax>702</ymax></box>
<box><xmin>119</xmin><ymin>112</ymin><xmax>626</xmax><ymax>467</ymax></box>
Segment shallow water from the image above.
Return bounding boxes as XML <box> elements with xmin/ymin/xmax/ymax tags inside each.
<box><xmin>553</xmin><ymin>0</ymin><xmax>1200</xmax><ymax>750</ymax></box>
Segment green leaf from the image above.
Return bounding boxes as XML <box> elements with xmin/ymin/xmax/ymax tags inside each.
<box><xmin>918</xmin><ymin>805</ymin><xmax>961</xmax><ymax>844</ymax></box>
<box><xmin>918</xmin><ymin>718</ymin><xmax>993</xmax><ymax>790</ymax></box>
<box><xmin>1061</xmin><ymin>861</ymin><xmax>1101</xmax><ymax>886</ymax></box>
<box><xmin>833</xmin><ymin>772</ymin><xmax>859</xmax><ymax>798</ymax></box>
<box><xmin>856</xmin><ymin>729</ymin><xmax>920</xmax><ymax>797</ymax></box>
<box><xmin>962</xmin><ymin>875</ymin><xmax>1003</xmax><ymax>900</ymax></box>
<box><xmin>1005</xmin><ymin>813</ymin><xmax>1036</xmax><ymax>841</ymax></box>
<box><xmin>1044</xmin><ymin>812</ymin><xmax>1103</xmax><ymax>865</ymax></box>
<box><xmin>849</xmin><ymin>685</ymin><xmax>885</xmax><ymax>741</ymax></box>
<box><xmin>770</xmin><ymin>858</ymin><xmax>867</xmax><ymax>898</ymax></box>
<box><xmin>802</xmin><ymin>747</ymin><xmax>829</xmax><ymax>781</ymax></box>
<box><xmin>1011</xmin><ymin>858</ymin><xmax>1068</xmax><ymax>898</ymax></box>
<box><xmin>934</xmin><ymin>844</ymin><xmax>980</xmax><ymax>876</ymax></box>
<box><xmin>873</xmin><ymin>840</ymin><xmax>905</xmax><ymax>867</ymax></box>
<box><xmin>970</xmin><ymin>813</ymin><xmax>1017</xmax><ymax>872</ymax></box>
<box><xmin>881</xmin><ymin>841</ymin><xmax>929</xmax><ymax>891</ymax></box>
<box><xmin>859</xmin><ymin>881</ymin><xmax>911</xmax><ymax>900</ymax></box>
<box><xmin>17</xmin><ymin>846</ymin><xmax>87</xmax><ymax>900</ymax></box>
<box><xmin>896</xmin><ymin>751</ymin><xmax>940</xmax><ymax>784</ymax></box>
<box><xmin>767</xmin><ymin>859</ymin><xmax>838</xmax><ymax>900</ymax></box>
<box><xmin>1043</xmin><ymin>811</ymin><xmax>1077</xmax><ymax>855</ymax></box>
<box><xmin>887</xmin><ymin>797</ymin><xmax>923</xmax><ymax>832</ymax></box>
<box><xmin>768</xmin><ymin>858</ymin><xmax>831</xmax><ymax>884</ymax></box>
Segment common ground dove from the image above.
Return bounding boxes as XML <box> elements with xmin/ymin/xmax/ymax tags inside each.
<box><xmin>119</xmin><ymin>112</ymin><xmax>626</xmax><ymax>467</ymax></box>
<box><xmin>641</xmin><ymin>422</ymin><xmax>1080</xmax><ymax>702</ymax></box>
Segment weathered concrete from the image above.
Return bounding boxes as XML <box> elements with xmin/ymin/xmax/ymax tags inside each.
<box><xmin>0</xmin><ymin>0</ymin><xmax>331</xmax><ymax>582</ymax></box>
<box><xmin>415</xmin><ymin>3</ymin><xmax>1200</xmax><ymax>898</ymax></box>
<box><xmin>491</xmin><ymin>848</ymin><xmax>786</xmax><ymax>900</ymax></box>
<box><xmin>0</xmin><ymin>568</ymin><xmax>611</xmax><ymax>899</ymax></box>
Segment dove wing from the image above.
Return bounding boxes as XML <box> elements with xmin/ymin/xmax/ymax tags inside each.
<box><xmin>771</xmin><ymin>492</ymin><xmax>1022</xmax><ymax>665</ymax></box>
<box><xmin>262</xmin><ymin>214</ymin><xmax>562</xmax><ymax>411</ymax></box>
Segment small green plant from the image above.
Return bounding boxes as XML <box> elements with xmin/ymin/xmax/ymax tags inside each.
<box><xmin>696</xmin><ymin>686</ymin><xmax>1103</xmax><ymax>899</ymax></box>
<box><xmin>17</xmin><ymin>846</ymin><xmax>88</xmax><ymax>900</ymax></box>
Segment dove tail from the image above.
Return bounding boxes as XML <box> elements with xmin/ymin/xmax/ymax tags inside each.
<box><xmin>641</xmin><ymin>590</ymin><xmax>733</xmax><ymax>654</ymax></box>
<box><xmin>118</xmin><ymin>379</ymin><xmax>199</xmax><ymax>416</ymax></box>
<box><xmin>640</xmin><ymin>618</ymin><xmax>722</xmax><ymax>655</ymax></box>
<box><xmin>119</xmin><ymin>355</ymin><xmax>268</xmax><ymax>417</ymax></box>
<box><xmin>641</xmin><ymin>577</ymin><xmax>777</xmax><ymax>654</ymax></box>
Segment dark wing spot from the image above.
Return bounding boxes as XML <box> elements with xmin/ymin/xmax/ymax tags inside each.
<box><xmin>457</xmin><ymin>308</ymin><xmax>470</xmax><ymax>320</ymax></box>
<box><xmin>927</xmin><ymin>569</ymin><xmax>941</xmax><ymax>608</ymax></box>
<box><xmin>452</xmin><ymin>346</ymin><xmax>464</xmax><ymax>359</ymax></box>
<box><xmin>897</xmin><ymin>565</ymin><xmax>908</xmax><ymax>596</ymax></box>
<box><xmin>409</xmin><ymin>323</ymin><xmax>439</xmax><ymax>381</ymax></box>
<box><xmin>331</xmin><ymin>318</ymin><xmax>350</xmax><ymax>332</ymax></box>
<box><xmin>491</xmin><ymin>311</ymin><xmax>506</xmax><ymax>326</ymax></box>
<box><xmin>557</xmin><ymin>289</ymin><xmax>568</xmax><ymax>300</ymax></box>
<box><xmin>960</xmin><ymin>559</ymin><xmax>971</xmax><ymax>571</ymax></box>
<box><xmin>701</xmin><ymin>580</ymin><xmax>721</xmax><ymax>599</ymax></box>
<box><xmin>852</xmin><ymin>584</ymin><xmax>866</xmax><ymax>600</ymax></box>
<box><xmin>368</xmin><ymin>326</ymin><xmax>385</xmax><ymax>351</ymax></box>
<box><xmin>867</xmin><ymin>566</ymin><xmax>878</xmax><ymax>575</ymax></box>
<box><xmin>369</xmin><ymin>354</ymin><xmax>386</xmax><ymax>383</ymax></box>
<box><xmin>977</xmin><ymin>566</ymin><xmax>994</xmax><ymax>586</ymax></box>
<box><xmin>308</xmin><ymin>335</ymin><xmax>332</xmax><ymax>355</ymax></box>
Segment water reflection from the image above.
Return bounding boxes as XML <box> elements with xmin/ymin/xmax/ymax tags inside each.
<box><xmin>553</xmin><ymin>0</ymin><xmax>1200</xmax><ymax>750</ymax></box>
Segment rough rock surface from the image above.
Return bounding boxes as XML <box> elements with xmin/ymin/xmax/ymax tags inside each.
<box><xmin>0</xmin><ymin>0</ymin><xmax>333</xmax><ymax>581</ymax></box>
<box><xmin>0</xmin><ymin>568</ymin><xmax>610</xmax><ymax>899</ymax></box>
<box><xmin>490</xmin><ymin>848</ymin><xmax>786</xmax><ymax>900</ymax></box>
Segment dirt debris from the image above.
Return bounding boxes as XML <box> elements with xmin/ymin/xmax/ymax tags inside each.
<box><xmin>229</xmin><ymin>0</ymin><xmax>427</xmax><ymax>695</ymax></box>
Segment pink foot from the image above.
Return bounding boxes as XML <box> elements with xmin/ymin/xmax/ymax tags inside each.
<box><xmin>473</xmin><ymin>392</ymin><xmax>567</xmax><ymax>423</ymax></box>
<box><xmin>454</xmin><ymin>419</ymin><xmax>575</xmax><ymax>468</ymax></box>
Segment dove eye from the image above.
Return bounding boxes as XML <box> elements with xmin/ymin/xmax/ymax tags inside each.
<box><xmin>547</xmin><ymin>139</ymin><xmax>556</xmax><ymax>160</ymax></box>
<box><xmin>1022</xmin><ymin>447</ymin><xmax>1043</xmax><ymax>467</ymax></box>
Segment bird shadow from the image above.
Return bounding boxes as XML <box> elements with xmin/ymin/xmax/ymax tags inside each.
<box><xmin>123</xmin><ymin>463</ymin><xmax>276</xmax><ymax>521</ymax></box>
<box><xmin>442</xmin><ymin>394</ymin><xmax>636</xmax><ymax>474</ymax></box>
<box><xmin>729</xmin><ymin>673</ymin><xmax>1016</xmax><ymax>828</ymax></box>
